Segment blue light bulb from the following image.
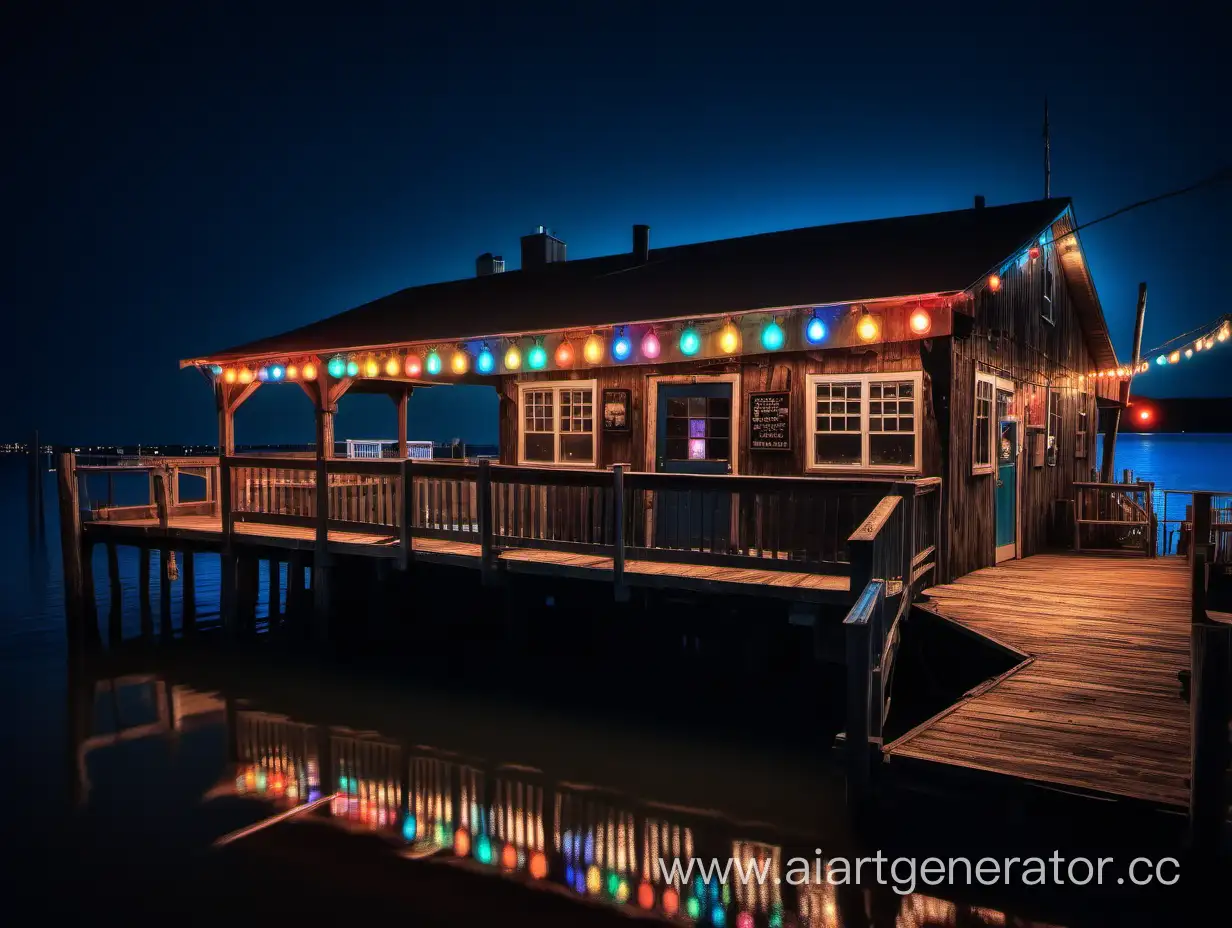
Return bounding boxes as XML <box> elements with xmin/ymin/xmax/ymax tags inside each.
<box><xmin>328</xmin><ymin>357</ymin><xmax>346</xmax><ymax>378</ymax></box>
<box><xmin>613</xmin><ymin>335</ymin><xmax>631</xmax><ymax>361</ymax></box>
<box><xmin>477</xmin><ymin>347</ymin><xmax>495</xmax><ymax>373</ymax></box>
<box><xmin>679</xmin><ymin>327</ymin><xmax>700</xmax><ymax>356</ymax></box>
<box><xmin>806</xmin><ymin>316</ymin><xmax>827</xmax><ymax>344</ymax></box>
<box><xmin>761</xmin><ymin>320</ymin><xmax>784</xmax><ymax>350</ymax></box>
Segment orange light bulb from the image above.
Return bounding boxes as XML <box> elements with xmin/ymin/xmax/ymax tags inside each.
<box><xmin>909</xmin><ymin>308</ymin><xmax>931</xmax><ymax>335</ymax></box>
<box><xmin>988</xmin><ymin>274</ymin><xmax>1002</xmax><ymax>292</ymax></box>
<box><xmin>856</xmin><ymin>313</ymin><xmax>880</xmax><ymax>342</ymax></box>
<box><xmin>583</xmin><ymin>334</ymin><xmax>603</xmax><ymax>364</ymax></box>
<box><xmin>302</xmin><ymin>361</ymin><xmax>318</xmax><ymax>380</ymax></box>
<box><xmin>555</xmin><ymin>341</ymin><xmax>574</xmax><ymax>367</ymax></box>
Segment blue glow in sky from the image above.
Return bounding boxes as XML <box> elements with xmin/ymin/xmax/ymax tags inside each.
<box><xmin>4</xmin><ymin>5</ymin><xmax>1227</xmax><ymax>443</ymax></box>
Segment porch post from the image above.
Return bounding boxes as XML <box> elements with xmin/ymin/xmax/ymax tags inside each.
<box><xmin>394</xmin><ymin>387</ymin><xmax>410</xmax><ymax>459</ymax></box>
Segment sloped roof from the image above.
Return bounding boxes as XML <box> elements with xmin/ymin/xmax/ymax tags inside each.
<box><xmin>184</xmin><ymin>197</ymin><xmax>1116</xmax><ymax>368</ymax></box>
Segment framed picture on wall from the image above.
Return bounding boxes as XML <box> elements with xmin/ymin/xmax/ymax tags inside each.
<box><xmin>602</xmin><ymin>389</ymin><xmax>631</xmax><ymax>432</ymax></box>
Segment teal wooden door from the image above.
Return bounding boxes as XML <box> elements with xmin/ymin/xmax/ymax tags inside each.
<box><xmin>996</xmin><ymin>416</ymin><xmax>1018</xmax><ymax>561</ymax></box>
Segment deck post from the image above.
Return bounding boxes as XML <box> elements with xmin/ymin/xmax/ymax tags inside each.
<box><xmin>312</xmin><ymin>457</ymin><xmax>332</xmax><ymax>643</ymax></box>
<box><xmin>182</xmin><ymin>550</ymin><xmax>196</xmax><ymax>631</ymax></box>
<box><xmin>105</xmin><ymin>541</ymin><xmax>122</xmax><ymax>643</ymax></box>
<box><xmin>398</xmin><ymin>459</ymin><xmax>413</xmax><ymax>570</ymax></box>
<box><xmin>266</xmin><ymin>559</ymin><xmax>281</xmax><ymax>628</ymax></box>
<box><xmin>55</xmin><ymin>452</ymin><xmax>86</xmax><ymax>646</ymax></box>
<box><xmin>394</xmin><ymin>387</ymin><xmax>410</xmax><ymax>460</ymax></box>
<box><xmin>893</xmin><ymin>482</ymin><xmax>916</xmax><ymax>601</ymax></box>
<box><xmin>843</xmin><ymin>580</ymin><xmax>882</xmax><ymax>812</ymax></box>
<box><xmin>287</xmin><ymin>551</ymin><xmax>307</xmax><ymax>631</ymax></box>
<box><xmin>237</xmin><ymin>555</ymin><xmax>258</xmax><ymax>634</ymax></box>
<box><xmin>612</xmin><ymin>465</ymin><xmax>628</xmax><ymax>602</ymax></box>
<box><xmin>138</xmin><ymin>547</ymin><xmax>152</xmax><ymax>638</ymax></box>
<box><xmin>477</xmin><ymin>459</ymin><xmax>493</xmax><ymax>585</ymax></box>
<box><xmin>153</xmin><ymin>473</ymin><xmax>172</xmax><ymax>639</ymax></box>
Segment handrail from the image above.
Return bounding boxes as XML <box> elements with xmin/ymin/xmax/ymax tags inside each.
<box><xmin>848</xmin><ymin>496</ymin><xmax>902</xmax><ymax>543</ymax></box>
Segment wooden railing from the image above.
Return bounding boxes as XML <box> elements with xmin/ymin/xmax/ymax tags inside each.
<box><xmin>1187</xmin><ymin>491</ymin><xmax>1232</xmax><ymax>850</ymax></box>
<box><xmin>842</xmin><ymin>478</ymin><xmax>943</xmax><ymax>808</ymax></box>
<box><xmin>75</xmin><ymin>456</ymin><xmax>220</xmax><ymax>522</ymax></box>
<box><xmin>1073</xmin><ymin>480</ymin><xmax>1155</xmax><ymax>556</ymax></box>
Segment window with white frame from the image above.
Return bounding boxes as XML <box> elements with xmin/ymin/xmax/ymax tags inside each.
<box><xmin>973</xmin><ymin>372</ymin><xmax>995</xmax><ymax>475</ymax></box>
<box><xmin>806</xmin><ymin>373</ymin><xmax>922</xmax><ymax>471</ymax></box>
<box><xmin>518</xmin><ymin>381</ymin><xmax>596</xmax><ymax>465</ymax></box>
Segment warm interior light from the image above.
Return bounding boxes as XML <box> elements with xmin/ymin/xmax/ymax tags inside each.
<box><xmin>641</xmin><ymin>330</ymin><xmax>661</xmax><ymax>359</ymax></box>
<box><xmin>451</xmin><ymin>348</ymin><xmax>470</xmax><ymax>374</ymax></box>
<box><xmin>761</xmin><ymin>319</ymin><xmax>784</xmax><ymax>350</ymax></box>
<box><xmin>988</xmin><ymin>274</ymin><xmax>1002</xmax><ymax>292</ymax></box>
<box><xmin>805</xmin><ymin>316</ymin><xmax>827</xmax><ymax>344</ymax></box>
<box><xmin>909</xmin><ymin>308</ymin><xmax>932</xmax><ymax>335</ymax></box>
<box><xmin>528</xmin><ymin>342</ymin><xmax>547</xmax><ymax>370</ymax></box>
<box><xmin>405</xmin><ymin>354</ymin><xmax>422</xmax><ymax>377</ymax></box>
<box><xmin>364</xmin><ymin>357</ymin><xmax>380</xmax><ymax>377</ymax></box>
<box><xmin>583</xmin><ymin>334</ymin><xmax>603</xmax><ymax>364</ymax></box>
<box><xmin>425</xmin><ymin>350</ymin><xmax>442</xmax><ymax>375</ymax></box>
<box><xmin>679</xmin><ymin>327</ymin><xmax>701</xmax><ymax>356</ymax></box>
<box><xmin>504</xmin><ymin>344</ymin><xmax>522</xmax><ymax>370</ymax></box>
<box><xmin>555</xmin><ymin>340</ymin><xmax>575</xmax><ymax>367</ymax></box>
<box><xmin>856</xmin><ymin>313</ymin><xmax>880</xmax><ymax>342</ymax></box>
<box><xmin>718</xmin><ymin>322</ymin><xmax>739</xmax><ymax>354</ymax></box>
<box><xmin>477</xmin><ymin>345</ymin><xmax>495</xmax><ymax>373</ymax></box>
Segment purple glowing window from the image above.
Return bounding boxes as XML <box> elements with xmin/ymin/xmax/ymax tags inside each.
<box><xmin>689</xmin><ymin>418</ymin><xmax>706</xmax><ymax>439</ymax></box>
<box><xmin>688</xmin><ymin>438</ymin><xmax>707</xmax><ymax>460</ymax></box>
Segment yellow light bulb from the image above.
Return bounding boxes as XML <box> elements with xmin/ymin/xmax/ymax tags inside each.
<box><xmin>583</xmin><ymin>334</ymin><xmax>603</xmax><ymax>364</ymax></box>
<box><xmin>364</xmin><ymin>357</ymin><xmax>380</xmax><ymax>377</ymax></box>
<box><xmin>385</xmin><ymin>356</ymin><xmax>401</xmax><ymax>376</ymax></box>
<box><xmin>285</xmin><ymin>364</ymin><xmax>299</xmax><ymax>380</ymax></box>
<box><xmin>857</xmin><ymin>313</ymin><xmax>880</xmax><ymax>342</ymax></box>
<box><xmin>302</xmin><ymin>362</ymin><xmax>318</xmax><ymax>380</ymax></box>
<box><xmin>504</xmin><ymin>345</ymin><xmax>522</xmax><ymax>370</ymax></box>
<box><xmin>719</xmin><ymin>323</ymin><xmax>739</xmax><ymax>354</ymax></box>
<box><xmin>238</xmin><ymin>368</ymin><xmax>254</xmax><ymax>384</ymax></box>
<box><xmin>451</xmin><ymin>350</ymin><xmax>469</xmax><ymax>374</ymax></box>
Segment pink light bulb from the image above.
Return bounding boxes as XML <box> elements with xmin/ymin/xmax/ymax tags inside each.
<box><xmin>641</xmin><ymin>330</ymin><xmax>661</xmax><ymax>359</ymax></box>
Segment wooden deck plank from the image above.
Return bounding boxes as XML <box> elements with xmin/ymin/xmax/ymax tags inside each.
<box><xmin>885</xmin><ymin>554</ymin><xmax>1191</xmax><ymax>808</ymax></box>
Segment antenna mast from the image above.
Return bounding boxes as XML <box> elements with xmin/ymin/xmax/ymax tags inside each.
<box><xmin>1043</xmin><ymin>97</ymin><xmax>1051</xmax><ymax>199</ymax></box>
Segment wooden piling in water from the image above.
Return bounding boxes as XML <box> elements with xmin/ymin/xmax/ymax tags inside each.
<box><xmin>266</xmin><ymin>559</ymin><xmax>281</xmax><ymax>628</ymax></box>
<box><xmin>56</xmin><ymin>452</ymin><xmax>85</xmax><ymax>646</ymax></box>
<box><xmin>81</xmin><ymin>538</ymin><xmax>99</xmax><ymax>647</ymax></box>
<box><xmin>106</xmin><ymin>541</ymin><xmax>122</xmax><ymax>643</ymax></box>
<box><xmin>237</xmin><ymin>556</ymin><xmax>258</xmax><ymax>634</ymax></box>
<box><xmin>138</xmin><ymin>548</ymin><xmax>152</xmax><ymax>638</ymax></box>
<box><xmin>287</xmin><ymin>552</ymin><xmax>307</xmax><ymax>630</ymax></box>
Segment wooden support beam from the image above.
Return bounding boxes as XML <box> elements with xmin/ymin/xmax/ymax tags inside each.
<box><xmin>398</xmin><ymin>459</ymin><xmax>413</xmax><ymax>570</ymax></box>
<box><xmin>237</xmin><ymin>556</ymin><xmax>258</xmax><ymax>634</ymax></box>
<box><xmin>395</xmin><ymin>388</ymin><xmax>409</xmax><ymax>459</ymax></box>
<box><xmin>182</xmin><ymin>550</ymin><xmax>196</xmax><ymax>631</ymax></box>
<box><xmin>312</xmin><ymin>457</ymin><xmax>331</xmax><ymax>642</ymax></box>
<box><xmin>153</xmin><ymin>472</ymin><xmax>173</xmax><ymax>639</ymax></box>
<box><xmin>56</xmin><ymin>452</ymin><xmax>85</xmax><ymax>646</ymax></box>
<box><xmin>288</xmin><ymin>551</ymin><xmax>307</xmax><ymax>629</ymax></box>
<box><xmin>138</xmin><ymin>547</ymin><xmax>152</xmax><ymax>638</ymax></box>
<box><xmin>106</xmin><ymin>541</ymin><xmax>122</xmax><ymax>644</ymax></box>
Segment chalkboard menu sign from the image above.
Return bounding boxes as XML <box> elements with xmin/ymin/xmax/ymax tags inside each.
<box><xmin>749</xmin><ymin>391</ymin><xmax>791</xmax><ymax>451</ymax></box>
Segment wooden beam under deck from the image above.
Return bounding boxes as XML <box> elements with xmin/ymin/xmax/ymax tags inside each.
<box><xmin>81</xmin><ymin>514</ymin><xmax>853</xmax><ymax>604</ymax></box>
<box><xmin>884</xmin><ymin>554</ymin><xmax>1192</xmax><ymax>809</ymax></box>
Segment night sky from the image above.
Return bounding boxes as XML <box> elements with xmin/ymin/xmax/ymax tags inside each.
<box><xmin>5</xmin><ymin>4</ymin><xmax>1228</xmax><ymax>446</ymax></box>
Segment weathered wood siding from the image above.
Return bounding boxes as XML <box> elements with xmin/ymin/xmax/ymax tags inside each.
<box><xmin>497</xmin><ymin>341</ymin><xmax>944</xmax><ymax>481</ymax></box>
<box><xmin>944</xmin><ymin>234</ymin><xmax>1100</xmax><ymax>580</ymax></box>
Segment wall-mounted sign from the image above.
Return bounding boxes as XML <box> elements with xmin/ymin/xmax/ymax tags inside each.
<box><xmin>749</xmin><ymin>391</ymin><xmax>791</xmax><ymax>451</ymax></box>
<box><xmin>602</xmin><ymin>389</ymin><xmax>631</xmax><ymax>432</ymax></box>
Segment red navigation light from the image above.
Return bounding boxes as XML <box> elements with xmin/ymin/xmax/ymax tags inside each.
<box><xmin>1138</xmin><ymin>408</ymin><xmax>1152</xmax><ymax>424</ymax></box>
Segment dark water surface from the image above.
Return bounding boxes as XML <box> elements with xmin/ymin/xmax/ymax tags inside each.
<box><xmin>1</xmin><ymin>453</ymin><xmax>1224</xmax><ymax>923</ymax></box>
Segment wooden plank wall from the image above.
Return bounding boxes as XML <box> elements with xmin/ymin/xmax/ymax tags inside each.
<box><xmin>497</xmin><ymin>339</ymin><xmax>944</xmax><ymax>481</ymax></box>
<box><xmin>945</xmin><ymin>227</ymin><xmax>1101</xmax><ymax>580</ymax></box>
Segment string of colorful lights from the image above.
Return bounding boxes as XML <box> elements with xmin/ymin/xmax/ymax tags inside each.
<box><xmin>204</xmin><ymin>299</ymin><xmax>944</xmax><ymax>385</ymax></box>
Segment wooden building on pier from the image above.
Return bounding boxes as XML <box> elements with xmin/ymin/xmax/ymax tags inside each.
<box><xmin>182</xmin><ymin>196</ymin><xmax>1125</xmax><ymax>584</ymax></box>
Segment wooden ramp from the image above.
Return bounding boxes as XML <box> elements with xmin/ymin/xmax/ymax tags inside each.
<box><xmin>885</xmin><ymin>554</ymin><xmax>1191</xmax><ymax>808</ymax></box>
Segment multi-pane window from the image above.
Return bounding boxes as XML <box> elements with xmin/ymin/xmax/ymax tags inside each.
<box><xmin>517</xmin><ymin>381</ymin><xmax>596</xmax><ymax>465</ymax></box>
<box><xmin>973</xmin><ymin>375</ymin><xmax>994</xmax><ymax>474</ymax></box>
<box><xmin>813</xmin><ymin>381</ymin><xmax>862</xmax><ymax>466</ymax></box>
<box><xmin>806</xmin><ymin>373</ymin><xmax>922</xmax><ymax>471</ymax></box>
<box><xmin>665</xmin><ymin>395</ymin><xmax>731</xmax><ymax>462</ymax></box>
<box><xmin>1076</xmin><ymin>410</ymin><xmax>1089</xmax><ymax>459</ymax></box>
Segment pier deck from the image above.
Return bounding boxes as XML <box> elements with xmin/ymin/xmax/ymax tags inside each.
<box><xmin>82</xmin><ymin>514</ymin><xmax>852</xmax><ymax>602</ymax></box>
<box><xmin>885</xmin><ymin>554</ymin><xmax>1192</xmax><ymax>808</ymax></box>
